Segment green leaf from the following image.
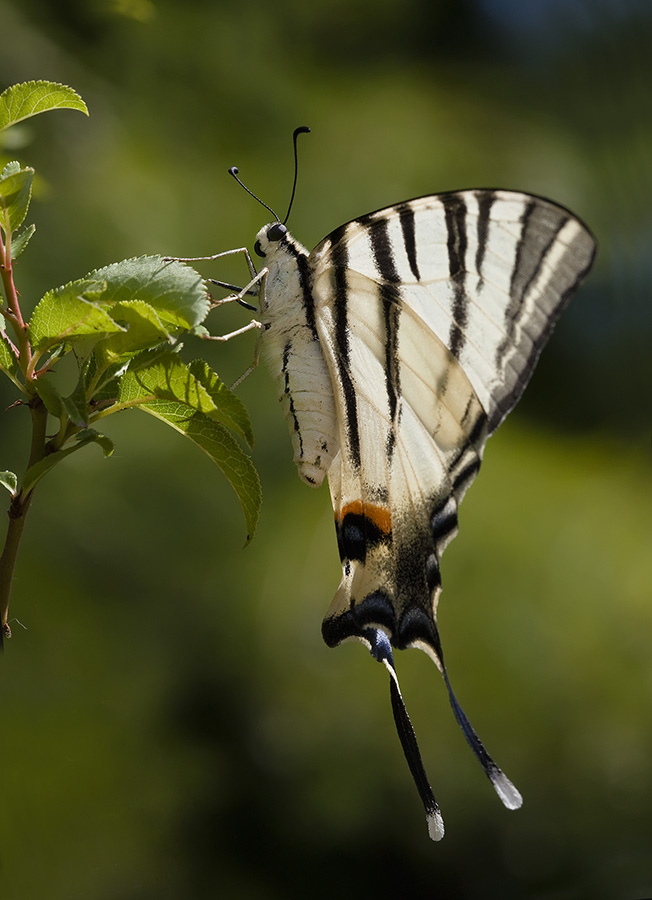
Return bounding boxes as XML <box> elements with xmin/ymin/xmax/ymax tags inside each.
<box><xmin>33</xmin><ymin>376</ymin><xmax>63</xmax><ymax>417</ymax></box>
<box><xmin>1</xmin><ymin>161</ymin><xmax>20</xmax><ymax>177</ymax></box>
<box><xmin>0</xmin><ymin>81</ymin><xmax>88</xmax><ymax>132</ymax></box>
<box><xmin>115</xmin><ymin>348</ymin><xmax>215</xmax><ymax>412</ymax></box>
<box><xmin>0</xmin><ymin>314</ymin><xmax>21</xmax><ymax>386</ymax></box>
<box><xmin>76</xmin><ymin>428</ymin><xmax>114</xmax><ymax>457</ymax></box>
<box><xmin>94</xmin><ymin>299</ymin><xmax>172</xmax><ymax>365</ymax></box>
<box><xmin>61</xmin><ymin>391</ymin><xmax>89</xmax><ymax>428</ymax></box>
<box><xmin>0</xmin><ymin>470</ymin><xmax>18</xmax><ymax>495</ymax></box>
<box><xmin>11</xmin><ymin>222</ymin><xmax>35</xmax><ymax>259</ymax></box>
<box><xmin>88</xmin><ymin>256</ymin><xmax>210</xmax><ymax>331</ymax></box>
<box><xmin>188</xmin><ymin>359</ymin><xmax>254</xmax><ymax>447</ymax></box>
<box><xmin>29</xmin><ymin>257</ymin><xmax>210</xmax><ymax>364</ymax></box>
<box><xmin>28</xmin><ymin>278</ymin><xmax>124</xmax><ymax>355</ymax></box>
<box><xmin>0</xmin><ymin>165</ymin><xmax>34</xmax><ymax>233</ymax></box>
<box><xmin>140</xmin><ymin>400</ymin><xmax>261</xmax><ymax>542</ymax></box>
<box><xmin>82</xmin><ymin>356</ymin><xmax>127</xmax><ymax>408</ymax></box>
<box><xmin>22</xmin><ymin>430</ymin><xmax>109</xmax><ymax>495</ymax></box>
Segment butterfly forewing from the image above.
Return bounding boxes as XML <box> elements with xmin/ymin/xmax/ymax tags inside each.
<box><xmin>314</xmin><ymin>190</ymin><xmax>595</xmax><ymax>433</ymax></box>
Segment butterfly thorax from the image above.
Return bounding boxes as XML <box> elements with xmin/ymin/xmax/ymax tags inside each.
<box><xmin>255</xmin><ymin>223</ymin><xmax>339</xmax><ymax>487</ymax></box>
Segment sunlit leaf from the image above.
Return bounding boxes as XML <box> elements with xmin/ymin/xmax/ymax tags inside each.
<box><xmin>28</xmin><ymin>279</ymin><xmax>124</xmax><ymax>355</ymax></box>
<box><xmin>0</xmin><ymin>81</ymin><xmax>88</xmax><ymax>132</ymax></box>
<box><xmin>188</xmin><ymin>358</ymin><xmax>254</xmax><ymax>447</ymax></box>
<box><xmin>0</xmin><ymin>315</ymin><xmax>21</xmax><ymax>387</ymax></box>
<box><xmin>0</xmin><ymin>470</ymin><xmax>17</xmax><ymax>496</ymax></box>
<box><xmin>29</xmin><ymin>257</ymin><xmax>211</xmax><ymax>369</ymax></box>
<box><xmin>88</xmin><ymin>256</ymin><xmax>210</xmax><ymax>331</ymax></box>
<box><xmin>10</xmin><ymin>223</ymin><xmax>35</xmax><ymax>259</ymax></box>
<box><xmin>94</xmin><ymin>299</ymin><xmax>172</xmax><ymax>365</ymax></box>
<box><xmin>115</xmin><ymin>348</ymin><xmax>215</xmax><ymax>412</ymax></box>
<box><xmin>0</xmin><ymin>165</ymin><xmax>34</xmax><ymax>233</ymax></box>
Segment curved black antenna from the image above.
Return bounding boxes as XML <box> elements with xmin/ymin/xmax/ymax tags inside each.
<box><xmin>228</xmin><ymin>166</ymin><xmax>280</xmax><ymax>222</ymax></box>
<box><xmin>282</xmin><ymin>126</ymin><xmax>311</xmax><ymax>225</ymax></box>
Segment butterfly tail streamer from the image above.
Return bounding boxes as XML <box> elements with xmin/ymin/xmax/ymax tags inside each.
<box><xmin>442</xmin><ymin>668</ymin><xmax>523</xmax><ymax>810</ymax></box>
<box><xmin>365</xmin><ymin>627</ymin><xmax>445</xmax><ymax>841</ymax></box>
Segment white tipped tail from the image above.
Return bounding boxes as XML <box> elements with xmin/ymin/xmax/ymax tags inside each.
<box><xmin>490</xmin><ymin>769</ymin><xmax>523</xmax><ymax>810</ymax></box>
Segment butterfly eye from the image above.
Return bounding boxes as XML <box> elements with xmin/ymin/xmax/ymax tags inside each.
<box><xmin>266</xmin><ymin>223</ymin><xmax>287</xmax><ymax>242</ymax></box>
<box><xmin>254</xmin><ymin>240</ymin><xmax>265</xmax><ymax>258</ymax></box>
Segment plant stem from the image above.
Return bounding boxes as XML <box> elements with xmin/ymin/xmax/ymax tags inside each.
<box><xmin>0</xmin><ymin>396</ymin><xmax>48</xmax><ymax>648</ymax></box>
<box><xmin>0</xmin><ymin>244</ymin><xmax>33</xmax><ymax>382</ymax></box>
<box><xmin>0</xmin><ymin>495</ymin><xmax>32</xmax><ymax>642</ymax></box>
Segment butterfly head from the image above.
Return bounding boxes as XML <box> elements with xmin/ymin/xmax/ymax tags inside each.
<box><xmin>254</xmin><ymin>222</ymin><xmax>288</xmax><ymax>258</ymax></box>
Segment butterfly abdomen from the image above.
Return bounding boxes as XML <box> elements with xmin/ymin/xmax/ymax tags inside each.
<box><xmin>258</xmin><ymin>227</ymin><xmax>339</xmax><ymax>487</ymax></box>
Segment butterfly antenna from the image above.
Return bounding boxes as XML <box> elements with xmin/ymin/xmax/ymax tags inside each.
<box><xmin>228</xmin><ymin>166</ymin><xmax>280</xmax><ymax>222</ymax></box>
<box><xmin>282</xmin><ymin>126</ymin><xmax>311</xmax><ymax>225</ymax></box>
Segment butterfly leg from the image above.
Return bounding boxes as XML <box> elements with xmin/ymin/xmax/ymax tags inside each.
<box><xmin>169</xmin><ymin>247</ymin><xmax>261</xmax><ymax>309</ymax></box>
<box><xmin>201</xmin><ymin>318</ymin><xmax>265</xmax><ymax>343</ymax></box>
<box><xmin>200</xmin><ymin>265</ymin><xmax>269</xmax><ymax>341</ymax></box>
<box><xmin>200</xmin><ymin>266</ymin><xmax>270</xmax><ymax>388</ymax></box>
<box><xmin>168</xmin><ymin>245</ymin><xmax>258</xmax><ymax>280</ymax></box>
<box><xmin>229</xmin><ymin>331</ymin><xmax>267</xmax><ymax>390</ymax></box>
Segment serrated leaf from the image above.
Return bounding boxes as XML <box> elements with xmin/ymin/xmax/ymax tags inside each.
<box><xmin>0</xmin><ymin>166</ymin><xmax>34</xmax><ymax>233</ymax></box>
<box><xmin>1</xmin><ymin>161</ymin><xmax>20</xmax><ymax>177</ymax></box>
<box><xmin>28</xmin><ymin>278</ymin><xmax>123</xmax><ymax>355</ymax></box>
<box><xmin>115</xmin><ymin>348</ymin><xmax>215</xmax><ymax>412</ymax></box>
<box><xmin>11</xmin><ymin>222</ymin><xmax>35</xmax><ymax>259</ymax></box>
<box><xmin>89</xmin><ymin>256</ymin><xmax>210</xmax><ymax>331</ymax></box>
<box><xmin>0</xmin><ymin>81</ymin><xmax>88</xmax><ymax>132</ymax></box>
<box><xmin>188</xmin><ymin>358</ymin><xmax>254</xmax><ymax>447</ymax></box>
<box><xmin>0</xmin><ymin>471</ymin><xmax>18</xmax><ymax>495</ymax></box>
<box><xmin>94</xmin><ymin>299</ymin><xmax>172</xmax><ymax>366</ymax></box>
<box><xmin>140</xmin><ymin>399</ymin><xmax>261</xmax><ymax>542</ymax></box>
<box><xmin>29</xmin><ymin>257</ymin><xmax>210</xmax><ymax>367</ymax></box>
<box><xmin>1</xmin><ymin>315</ymin><xmax>21</xmax><ymax>386</ymax></box>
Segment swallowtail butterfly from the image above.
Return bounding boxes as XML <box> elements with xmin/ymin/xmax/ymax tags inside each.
<box><xmin>209</xmin><ymin>133</ymin><xmax>596</xmax><ymax>840</ymax></box>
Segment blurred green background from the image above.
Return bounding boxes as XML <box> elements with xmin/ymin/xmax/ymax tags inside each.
<box><xmin>1</xmin><ymin>0</ymin><xmax>651</xmax><ymax>897</ymax></box>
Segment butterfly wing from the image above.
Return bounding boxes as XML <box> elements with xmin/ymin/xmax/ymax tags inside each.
<box><xmin>309</xmin><ymin>189</ymin><xmax>595</xmax><ymax>825</ymax></box>
<box><xmin>312</xmin><ymin>188</ymin><xmax>595</xmax><ymax>654</ymax></box>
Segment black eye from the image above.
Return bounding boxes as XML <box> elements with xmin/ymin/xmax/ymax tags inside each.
<box><xmin>266</xmin><ymin>223</ymin><xmax>287</xmax><ymax>242</ymax></box>
<box><xmin>254</xmin><ymin>240</ymin><xmax>265</xmax><ymax>258</ymax></box>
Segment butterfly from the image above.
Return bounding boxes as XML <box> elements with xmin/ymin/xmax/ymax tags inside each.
<box><xmin>209</xmin><ymin>138</ymin><xmax>596</xmax><ymax>840</ymax></box>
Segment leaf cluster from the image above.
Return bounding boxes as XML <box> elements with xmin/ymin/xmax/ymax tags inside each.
<box><xmin>0</xmin><ymin>82</ymin><xmax>260</xmax><ymax>547</ymax></box>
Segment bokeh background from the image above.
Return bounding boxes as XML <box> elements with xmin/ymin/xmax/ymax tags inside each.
<box><xmin>1</xmin><ymin>0</ymin><xmax>651</xmax><ymax>897</ymax></box>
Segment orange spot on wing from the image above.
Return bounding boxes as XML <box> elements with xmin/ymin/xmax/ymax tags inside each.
<box><xmin>338</xmin><ymin>500</ymin><xmax>392</xmax><ymax>534</ymax></box>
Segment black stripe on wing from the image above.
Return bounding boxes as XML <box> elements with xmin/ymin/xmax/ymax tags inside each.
<box><xmin>398</xmin><ymin>203</ymin><xmax>421</xmax><ymax>281</ymax></box>
<box><xmin>367</xmin><ymin>216</ymin><xmax>403</xmax><ymax>457</ymax></box>
<box><xmin>489</xmin><ymin>201</ymin><xmax>596</xmax><ymax>431</ymax></box>
<box><xmin>474</xmin><ymin>190</ymin><xmax>496</xmax><ymax>288</ymax></box>
<box><xmin>331</xmin><ymin>233</ymin><xmax>362</xmax><ymax>470</ymax></box>
<box><xmin>444</xmin><ymin>194</ymin><xmax>469</xmax><ymax>360</ymax></box>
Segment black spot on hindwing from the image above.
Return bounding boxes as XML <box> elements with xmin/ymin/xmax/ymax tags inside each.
<box><xmin>335</xmin><ymin>509</ymin><xmax>390</xmax><ymax>564</ymax></box>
